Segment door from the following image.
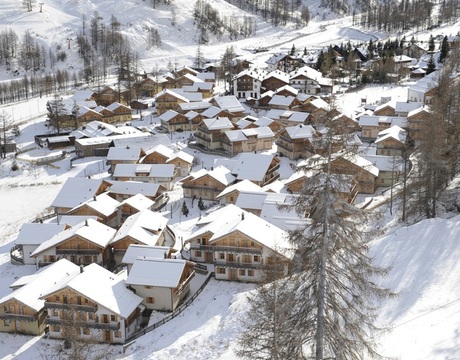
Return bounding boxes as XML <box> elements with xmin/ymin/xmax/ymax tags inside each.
<box><xmin>228</xmin><ymin>268</ymin><xmax>238</xmax><ymax>281</ymax></box>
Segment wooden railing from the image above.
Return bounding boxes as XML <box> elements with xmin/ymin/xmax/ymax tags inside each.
<box><xmin>125</xmin><ymin>272</ymin><xmax>215</xmax><ymax>343</ymax></box>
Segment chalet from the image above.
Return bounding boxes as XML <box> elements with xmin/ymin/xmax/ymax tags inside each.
<box><xmin>274</xmin><ymin>84</ymin><xmax>298</xmax><ymax>97</ymax></box>
<box><xmin>125</xmin><ymin>258</ymin><xmax>195</xmax><ymax>312</ymax></box>
<box><xmin>407</xmin><ymin>70</ymin><xmax>438</xmax><ymax>104</ymax></box>
<box><xmin>266</xmin><ymin>53</ymin><xmax>302</xmax><ymax>73</ymax></box>
<box><xmin>181</xmin><ymin>166</ymin><xmax>236</xmax><ymax>200</ymax></box>
<box><xmin>233</xmin><ymin>69</ymin><xmax>267</xmax><ymax>99</ymax></box>
<box><xmin>261</xmin><ymin>70</ymin><xmax>289</xmax><ymax>93</ymax></box>
<box><xmin>121</xmin><ymin>244</ymin><xmax>174</xmax><ymax>272</ymax></box>
<box><xmin>51</xmin><ymin>178</ymin><xmax>106</xmax><ymax>217</ymax></box>
<box><xmin>110</xmin><ymin>210</ymin><xmax>169</xmax><ymax>265</ymax></box>
<box><xmin>330</xmin><ymin>151</ymin><xmax>380</xmax><ymax>194</ymax></box>
<box><xmin>359</xmin><ymin>116</ymin><xmax>408</xmax><ymax>141</ymax></box>
<box><xmin>375</xmin><ymin>126</ymin><xmax>407</xmax><ymax>156</ymax></box>
<box><xmin>215</xmin><ymin>179</ymin><xmax>262</xmax><ymax>205</ymax></box>
<box><xmin>41</xmin><ymin>263</ymin><xmax>143</xmax><ymax>344</ymax></box>
<box><xmin>104</xmin><ymin>180</ymin><xmax>167</xmax><ymax>204</ymax></box>
<box><xmin>221</xmin><ymin>127</ymin><xmax>275</xmax><ymax>155</ymax></box>
<box><xmin>179</xmin><ymin>100</ymin><xmax>212</xmax><ymax>114</ymax></box>
<box><xmin>65</xmin><ymin>193</ymin><xmax>120</xmax><ymax>227</ymax></box>
<box><xmin>112</xmin><ymin>164</ymin><xmax>176</xmax><ymax>190</ymax></box>
<box><xmin>257</xmin><ymin>90</ymin><xmax>275</xmax><ymax>107</ymax></box>
<box><xmin>200</xmin><ymin>106</ymin><xmax>236</xmax><ymax>122</ymax></box>
<box><xmin>289</xmin><ymin>65</ymin><xmax>323</xmax><ymax>94</ymax></box>
<box><xmin>184</xmin><ymin>204</ymin><xmax>292</xmax><ymax>282</ymax></box>
<box><xmin>276</xmin><ymin>124</ymin><xmax>319</xmax><ymax>159</ymax></box>
<box><xmin>159</xmin><ymin>110</ymin><xmax>190</xmax><ymax>132</ymax></box>
<box><xmin>141</xmin><ymin>144</ymin><xmax>193</xmax><ymax>177</ymax></box>
<box><xmin>210</xmin><ymin>96</ymin><xmax>246</xmax><ymax>120</ymax></box>
<box><xmin>214</xmin><ymin>153</ymin><xmax>280</xmax><ymax>187</ymax></box>
<box><xmin>194</xmin><ymin>117</ymin><xmax>235</xmax><ymax>150</ymax></box>
<box><xmin>95</xmin><ymin>86</ymin><xmax>124</xmax><ymax>106</ymax></box>
<box><xmin>268</xmin><ymin>95</ymin><xmax>303</xmax><ymax>110</ymax></box>
<box><xmin>407</xmin><ymin>105</ymin><xmax>430</xmax><ymax>140</ymax></box>
<box><xmin>116</xmin><ymin>194</ymin><xmax>155</xmax><ymax>224</ymax></box>
<box><xmin>0</xmin><ymin>260</ymin><xmax>80</xmax><ymax>335</ymax></box>
<box><xmin>136</xmin><ymin>76</ymin><xmax>165</xmax><ymax>97</ymax></box>
<box><xmin>266</xmin><ymin>109</ymin><xmax>310</xmax><ymax>126</ymax></box>
<box><xmin>12</xmin><ymin>223</ymin><xmax>67</xmax><ymax>265</ymax></box>
<box><xmin>106</xmin><ymin>102</ymin><xmax>132</xmax><ymax>123</ymax></box>
<box><xmin>106</xmin><ymin>146</ymin><xmax>144</xmax><ymax>173</ymax></box>
<box><xmin>366</xmin><ymin>155</ymin><xmax>404</xmax><ymax>187</ymax></box>
<box><xmin>30</xmin><ymin>219</ymin><xmax>116</xmax><ymax>268</ymax></box>
<box><xmin>155</xmin><ymin>89</ymin><xmax>202</xmax><ymax>115</ymax></box>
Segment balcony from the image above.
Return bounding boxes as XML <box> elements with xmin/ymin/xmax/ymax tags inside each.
<box><xmin>214</xmin><ymin>260</ymin><xmax>262</xmax><ymax>270</ymax></box>
<box><xmin>0</xmin><ymin>312</ymin><xmax>38</xmax><ymax>322</ymax></box>
<box><xmin>56</xmin><ymin>249</ymin><xmax>100</xmax><ymax>255</ymax></box>
<box><xmin>190</xmin><ymin>243</ymin><xmax>262</xmax><ymax>255</ymax></box>
<box><xmin>44</xmin><ymin>302</ymin><xmax>97</xmax><ymax>312</ymax></box>
<box><xmin>47</xmin><ymin>318</ymin><xmax>120</xmax><ymax>331</ymax></box>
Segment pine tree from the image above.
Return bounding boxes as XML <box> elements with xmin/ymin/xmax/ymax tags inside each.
<box><xmin>198</xmin><ymin>197</ymin><xmax>205</xmax><ymax>211</ymax></box>
<box><xmin>439</xmin><ymin>35</ymin><xmax>449</xmax><ymax>63</ymax></box>
<box><xmin>182</xmin><ymin>201</ymin><xmax>189</xmax><ymax>217</ymax></box>
<box><xmin>428</xmin><ymin>34</ymin><xmax>435</xmax><ymax>52</ymax></box>
<box><xmin>290</xmin><ymin>44</ymin><xmax>296</xmax><ymax>56</ymax></box>
<box><xmin>426</xmin><ymin>53</ymin><xmax>436</xmax><ymax>74</ymax></box>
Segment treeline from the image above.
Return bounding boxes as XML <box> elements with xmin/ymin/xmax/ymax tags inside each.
<box><xmin>0</xmin><ymin>70</ymin><xmax>78</xmax><ymax>105</ymax></box>
<box><xmin>223</xmin><ymin>0</ymin><xmax>310</xmax><ymax>27</ymax></box>
<box><xmin>76</xmin><ymin>13</ymin><xmax>145</xmax><ymax>86</ymax></box>
<box><xmin>193</xmin><ymin>0</ymin><xmax>257</xmax><ymax>43</ymax></box>
<box><xmin>357</xmin><ymin>0</ymin><xmax>460</xmax><ymax>33</ymax></box>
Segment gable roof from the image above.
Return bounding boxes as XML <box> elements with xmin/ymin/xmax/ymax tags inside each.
<box><xmin>0</xmin><ymin>259</ymin><xmax>80</xmax><ymax>311</ymax></box>
<box><xmin>121</xmin><ymin>244</ymin><xmax>171</xmax><ymax>265</ymax></box>
<box><xmin>111</xmin><ymin>209</ymin><xmax>168</xmax><ymax>246</ymax></box>
<box><xmin>214</xmin><ymin>153</ymin><xmax>277</xmax><ymax>182</ymax></box>
<box><xmin>213</xmin><ymin>96</ymin><xmax>245</xmax><ymax>113</ymax></box>
<box><xmin>125</xmin><ymin>258</ymin><xmax>191</xmax><ymax>288</ymax></box>
<box><xmin>31</xmin><ymin>219</ymin><xmax>116</xmax><ymax>256</ymax></box>
<box><xmin>51</xmin><ymin>178</ymin><xmax>103</xmax><ymax>210</ymax></box>
<box><xmin>14</xmin><ymin>223</ymin><xmax>67</xmax><ymax>246</ymax></box>
<box><xmin>41</xmin><ymin>263</ymin><xmax>143</xmax><ymax>318</ymax></box>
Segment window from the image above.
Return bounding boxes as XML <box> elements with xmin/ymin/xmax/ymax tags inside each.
<box><xmin>248</xmin><ymin>270</ymin><xmax>254</xmax><ymax>277</ymax></box>
<box><xmin>145</xmin><ymin>286</ymin><xmax>152</xmax><ymax>289</ymax></box>
<box><xmin>114</xmin><ymin>330</ymin><xmax>122</xmax><ymax>338</ymax></box>
<box><xmin>242</xmin><ymin>255</ymin><xmax>251</xmax><ymax>263</ymax></box>
<box><xmin>52</xmin><ymin>324</ymin><xmax>61</xmax><ymax>332</ymax></box>
<box><xmin>239</xmin><ymin>269</ymin><xmax>246</xmax><ymax>276</ymax></box>
<box><xmin>4</xmin><ymin>319</ymin><xmax>10</xmax><ymax>326</ymax></box>
<box><xmin>195</xmin><ymin>250</ymin><xmax>202</xmax><ymax>258</ymax></box>
<box><xmin>83</xmin><ymin>328</ymin><xmax>90</xmax><ymax>335</ymax></box>
<box><xmin>88</xmin><ymin>312</ymin><xmax>95</xmax><ymax>320</ymax></box>
<box><xmin>147</xmin><ymin>297</ymin><xmax>155</xmax><ymax>304</ymax></box>
<box><xmin>217</xmin><ymin>267</ymin><xmax>226</xmax><ymax>274</ymax></box>
<box><xmin>52</xmin><ymin>309</ymin><xmax>59</xmax><ymax>317</ymax></box>
<box><xmin>219</xmin><ymin>252</ymin><xmax>225</xmax><ymax>260</ymax></box>
<box><xmin>111</xmin><ymin>315</ymin><xmax>117</xmax><ymax>322</ymax></box>
<box><xmin>227</xmin><ymin>254</ymin><xmax>235</xmax><ymax>262</ymax></box>
<box><xmin>254</xmin><ymin>255</ymin><xmax>260</xmax><ymax>262</ymax></box>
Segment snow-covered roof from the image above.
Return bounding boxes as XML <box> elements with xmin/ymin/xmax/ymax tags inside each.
<box><xmin>214</xmin><ymin>153</ymin><xmax>276</xmax><ymax>182</ymax></box>
<box><xmin>179</xmin><ymin>101</ymin><xmax>211</xmax><ymax>112</ymax></box>
<box><xmin>394</xmin><ymin>101</ymin><xmax>423</xmax><ymax>114</ymax></box>
<box><xmin>213</xmin><ymin>96</ymin><xmax>245</xmax><ymax>113</ymax></box>
<box><xmin>51</xmin><ymin>177</ymin><xmax>103</xmax><ymax>210</ymax></box>
<box><xmin>264</xmin><ymin>70</ymin><xmax>289</xmax><ymax>83</ymax></box>
<box><xmin>113</xmin><ymin>163</ymin><xmax>175</xmax><ymax>178</ymax></box>
<box><xmin>0</xmin><ymin>259</ymin><xmax>80</xmax><ymax>311</ymax></box>
<box><xmin>201</xmin><ymin>106</ymin><xmax>228</xmax><ymax>118</ymax></box>
<box><xmin>122</xmin><ymin>244</ymin><xmax>171</xmax><ymax>265</ymax></box>
<box><xmin>266</xmin><ymin>109</ymin><xmax>309</xmax><ymax>123</ymax></box>
<box><xmin>106</xmin><ymin>102</ymin><xmax>130</xmax><ymax>112</ymax></box>
<box><xmin>186</xmin><ymin>165</ymin><xmax>236</xmax><ymax>186</ymax></box>
<box><xmin>105</xmin><ymin>180</ymin><xmax>163</xmax><ymax>197</ymax></box>
<box><xmin>216</xmin><ymin>179</ymin><xmax>262</xmax><ymax>199</ymax></box>
<box><xmin>118</xmin><ymin>193</ymin><xmax>155</xmax><ymax>211</ymax></box>
<box><xmin>14</xmin><ymin>223</ymin><xmax>67</xmax><ymax>246</ymax></box>
<box><xmin>268</xmin><ymin>95</ymin><xmax>296</xmax><ymax>106</ymax></box>
<box><xmin>333</xmin><ymin>151</ymin><xmax>379</xmax><ymax>177</ymax></box>
<box><xmin>289</xmin><ymin>65</ymin><xmax>322</xmax><ymax>81</ymax></box>
<box><xmin>31</xmin><ymin>219</ymin><xmax>116</xmax><ymax>256</ymax></box>
<box><xmin>41</xmin><ymin>263</ymin><xmax>143</xmax><ymax>318</ymax></box>
<box><xmin>70</xmin><ymin>192</ymin><xmax>120</xmax><ymax>217</ymax></box>
<box><xmin>285</xmin><ymin>124</ymin><xmax>316</xmax><ymax>139</ymax></box>
<box><xmin>375</xmin><ymin>125</ymin><xmax>407</xmax><ymax>144</ymax></box>
<box><xmin>159</xmin><ymin>110</ymin><xmax>182</xmax><ymax>122</ymax></box>
<box><xmin>202</xmin><ymin>117</ymin><xmax>234</xmax><ymax>131</ymax></box>
<box><xmin>185</xmin><ymin>204</ymin><xmax>292</xmax><ymax>258</ymax></box>
<box><xmin>112</xmin><ymin>209</ymin><xmax>168</xmax><ymax>246</ymax></box>
<box><xmin>409</xmin><ymin>70</ymin><xmax>439</xmax><ymax>93</ymax></box>
<box><xmin>107</xmin><ymin>146</ymin><xmax>142</xmax><ymax>161</ymax></box>
<box><xmin>365</xmin><ymin>155</ymin><xmax>404</xmax><ymax>172</ymax></box>
<box><xmin>125</xmin><ymin>258</ymin><xmax>191</xmax><ymax>288</ymax></box>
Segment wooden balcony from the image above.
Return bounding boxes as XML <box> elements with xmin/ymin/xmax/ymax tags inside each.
<box><xmin>56</xmin><ymin>249</ymin><xmax>100</xmax><ymax>255</ymax></box>
<box><xmin>214</xmin><ymin>260</ymin><xmax>261</xmax><ymax>270</ymax></box>
<box><xmin>0</xmin><ymin>312</ymin><xmax>38</xmax><ymax>322</ymax></box>
<box><xmin>44</xmin><ymin>302</ymin><xmax>97</xmax><ymax>313</ymax></box>
<box><xmin>190</xmin><ymin>243</ymin><xmax>262</xmax><ymax>255</ymax></box>
<box><xmin>47</xmin><ymin>318</ymin><xmax>120</xmax><ymax>331</ymax></box>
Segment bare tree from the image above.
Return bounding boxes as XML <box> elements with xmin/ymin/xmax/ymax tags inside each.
<box><xmin>0</xmin><ymin>110</ymin><xmax>13</xmax><ymax>158</ymax></box>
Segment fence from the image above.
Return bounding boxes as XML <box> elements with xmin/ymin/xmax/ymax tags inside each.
<box><xmin>10</xmin><ymin>244</ymin><xmax>24</xmax><ymax>265</ymax></box>
<box><xmin>125</xmin><ymin>271</ymin><xmax>215</xmax><ymax>343</ymax></box>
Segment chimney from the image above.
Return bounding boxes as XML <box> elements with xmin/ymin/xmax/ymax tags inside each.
<box><xmin>80</xmin><ymin>264</ymin><xmax>84</xmax><ymax>273</ymax></box>
<box><xmin>85</xmin><ymin>219</ymin><xmax>88</xmax><ymax>226</ymax></box>
<box><xmin>241</xmin><ymin>212</ymin><xmax>245</xmax><ymax>221</ymax></box>
<box><xmin>93</xmin><ymin>195</ymin><xmax>96</xmax><ymax>201</ymax></box>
